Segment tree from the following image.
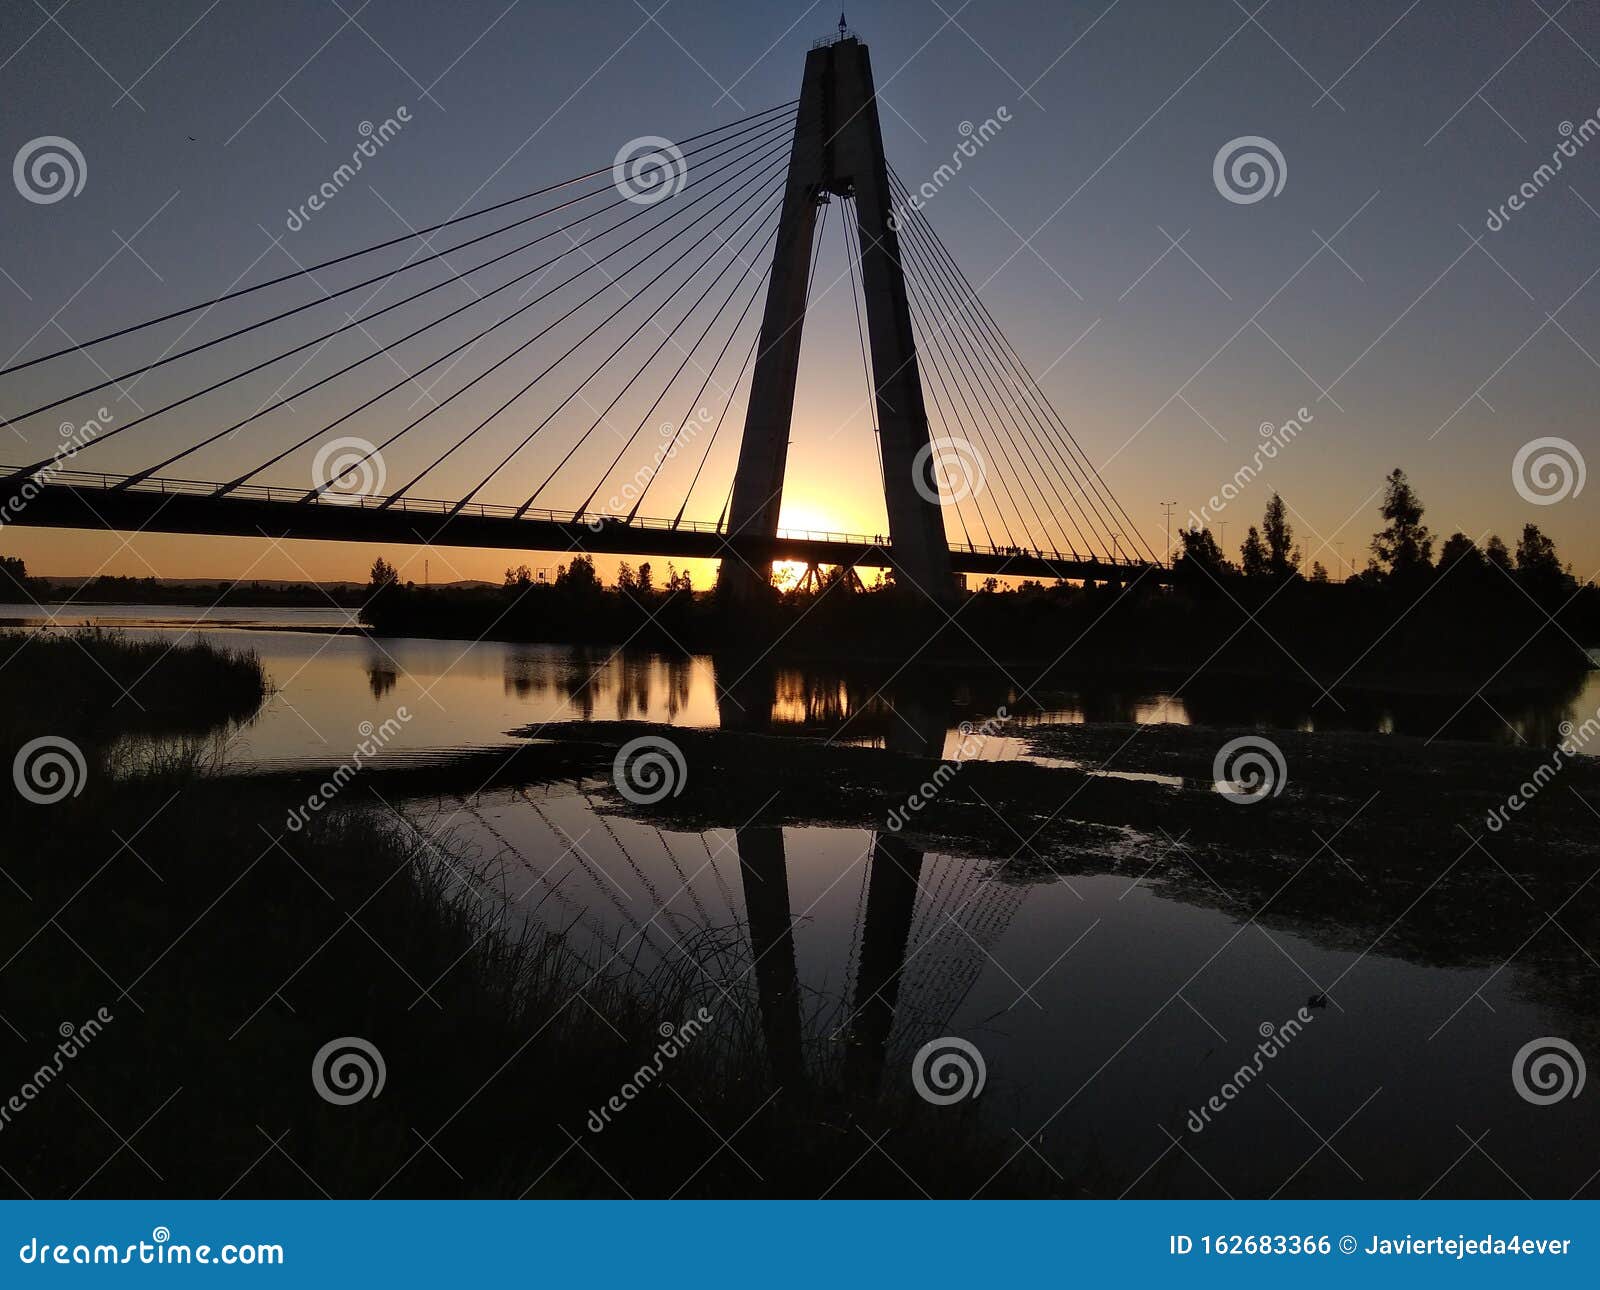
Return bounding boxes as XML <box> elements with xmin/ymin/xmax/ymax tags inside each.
<box><xmin>1</xmin><ymin>555</ymin><xmax>29</xmax><ymax>596</ymax></box>
<box><xmin>555</xmin><ymin>554</ymin><xmax>600</xmax><ymax>593</ymax></box>
<box><xmin>1309</xmin><ymin>560</ymin><xmax>1329</xmax><ymax>583</ymax></box>
<box><xmin>1371</xmin><ymin>468</ymin><xmax>1433</xmax><ymax>577</ymax></box>
<box><xmin>503</xmin><ymin>564</ymin><xmax>533</xmax><ymax>590</ymax></box>
<box><xmin>1437</xmin><ymin>532</ymin><xmax>1483</xmax><ymax>574</ymax></box>
<box><xmin>1239</xmin><ymin>526</ymin><xmax>1268</xmax><ymax>578</ymax></box>
<box><xmin>636</xmin><ymin>562</ymin><xmax>654</xmax><ymax>597</ymax></box>
<box><xmin>369</xmin><ymin>557</ymin><xmax>399</xmax><ymax>589</ymax></box>
<box><xmin>1262</xmin><ymin>493</ymin><xmax>1300</xmax><ymax>577</ymax></box>
<box><xmin>1485</xmin><ymin>534</ymin><xmax>1512</xmax><ymax>571</ymax></box>
<box><xmin>1177</xmin><ymin>526</ymin><xmax>1229</xmax><ymax>569</ymax></box>
<box><xmin>665</xmin><ymin>563</ymin><xmax>693</xmax><ymax>593</ymax></box>
<box><xmin>615</xmin><ymin>561</ymin><xmax>637</xmax><ymax>593</ymax></box>
<box><xmin>1515</xmin><ymin>522</ymin><xmax>1563</xmax><ymax>590</ymax></box>
<box><xmin>1174</xmin><ymin>526</ymin><xmax>1232</xmax><ymax>585</ymax></box>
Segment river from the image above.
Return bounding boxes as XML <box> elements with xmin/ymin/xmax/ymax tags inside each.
<box><xmin>5</xmin><ymin>602</ymin><xmax>1597</xmax><ymax>1197</ymax></box>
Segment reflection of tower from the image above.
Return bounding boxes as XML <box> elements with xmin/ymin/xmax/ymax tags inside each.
<box><xmin>882</xmin><ymin>697</ymin><xmax>948</xmax><ymax>759</ymax></box>
<box><xmin>712</xmin><ymin>657</ymin><xmax>958</xmax><ymax>752</ymax></box>
<box><xmin>844</xmin><ymin>832</ymin><xmax>925</xmax><ymax>1093</ymax></box>
<box><xmin>725</xmin><ymin>815</ymin><xmax>1024</xmax><ymax>1095</ymax></box>
<box><xmin>734</xmin><ymin>826</ymin><xmax>805</xmax><ymax>1084</ymax></box>
<box><xmin>531</xmin><ymin>784</ymin><xmax>1030</xmax><ymax>1094</ymax></box>
<box><xmin>715</xmin><ymin>657</ymin><xmax>779</xmax><ymax>731</ymax></box>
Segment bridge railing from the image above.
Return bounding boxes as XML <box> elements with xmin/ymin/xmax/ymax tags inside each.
<box><xmin>5</xmin><ymin>464</ymin><xmax>1160</xmax><ymax>567</ymax></box>
<box><xmin>947</xmin><ymin>540</ymin><xmax>1153</xmax><ymax>570</ymax></box>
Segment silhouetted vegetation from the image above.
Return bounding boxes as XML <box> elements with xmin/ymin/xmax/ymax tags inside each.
<box><xmin>0</xmin><ymin>628</ymin><xmax>267</xmax><ymax>743</ymax></box>
<box><xmin>366</xmin><ymin>553</ymin><xmax>704</xmax><ymax>648</ymax></box>
<box><xmin>360</xmin><ymin>471</ymin><xmax>1597</xmax><ymax>688</ymax></box>
<box><xmin>16</xmin><ymin>573</ymin><xmax>368</xmax><ymax>608</ymax></box>
<box><xmin>0</xmin><ymin>555</ymin><xmax>37</xmax><ymax>601</ymax></box>
<box><xmin>1161</xmin><ymin>472</ymin><xmax>1598</xmax><ymax>679</ymax></box>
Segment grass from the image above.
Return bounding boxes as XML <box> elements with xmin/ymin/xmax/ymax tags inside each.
<box><xmin>0</xmin><ymin>628</ymin><xmax>267</xmax><ymax>742</ymax></box>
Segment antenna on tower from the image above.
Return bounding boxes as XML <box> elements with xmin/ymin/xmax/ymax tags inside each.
<box><xmin>840</xmin><ymin>12</ymin><xmax>848</xmax><ymax>37</ymax></box>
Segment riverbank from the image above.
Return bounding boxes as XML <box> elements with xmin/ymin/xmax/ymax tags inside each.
<box><xmin>513</xmin><ymin>718</ymin><xmax>1600</xmax><ymax>1007</ymax></box>
<box><xmin>362</xmin><ymin>573</ymin><xmax>1600</xmax><ymax>687</ymax></box>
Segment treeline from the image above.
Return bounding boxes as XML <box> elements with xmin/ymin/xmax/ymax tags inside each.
<box><xmin>1174</xmin><ymin>468</ymin><xmax>1579</xmax><ymax>596</ymax></box>
<box><xmin>360</xmin><ymin>467</ymin><xmax>1597</xmax><ymax>682</ymax></box>
<box><xmin>1</xmin><ymin>555</ymin><xmax>34</xmax><ymax>600</ymax></box>
<box><xmin>364</xmin><ymin>555</ymin><xmax>707</xmax><ymax>645</ymax></box>
<box><xmin>51</xmin><ymin>572</ymin><xmax>366</xmax><ymax>607</ymax></box>
<box><xmin>1135</xmin><ymin>467</ymin><xmax>1598</xmax><ymax>678</ymax></box>
<box><xmin>0</xmin><ymin>558</ymin><xmax>370</xmax><ymax>607</ymax></box>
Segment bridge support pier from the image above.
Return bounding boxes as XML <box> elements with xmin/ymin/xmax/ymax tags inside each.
<box><xmin>721</xmin><ymin>35</ymin><xmax>956</xmax><ymax>612</ymax></box>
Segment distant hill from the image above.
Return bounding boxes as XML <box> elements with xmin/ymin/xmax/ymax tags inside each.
<box><xmin>35</xmin><ymin>577</ymin><xmax>498</xmax><ymax>591</ymax></box>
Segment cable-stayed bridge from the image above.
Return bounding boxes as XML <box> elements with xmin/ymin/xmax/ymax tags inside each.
<box><xmin>0</xmin><ymin>33</ymin><xmax>1165</xmax><ymax>596</ymax></box>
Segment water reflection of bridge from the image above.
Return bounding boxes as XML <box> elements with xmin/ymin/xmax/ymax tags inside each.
<box><xmin>456</xmin><ymin>796</ymin><xmax>1023</xmax><ymax>1093</ymax></box>
<box><xmin>714</xmin><ymin>673</ymin><xmax>1025</xmax><ymax>1089</ymax></box>
<box><xmin>476</xmin><ymin>643</ymin><xmax>1594</xmax><ymax>746</ymax></box>
<box><xmin>738</xmin><ymin>824</ymin><xmax>1025</xmax><ymax>1091</ymax></box>
<box><xmin>400</xmin><ymin>646</ymin><xmax>1030</xmax><ymax>1088</ymax></box>
<box><xmin>440</xmin><ymin>661</ymin><xmax>1025</xmax><ymax>1094</ymax></box>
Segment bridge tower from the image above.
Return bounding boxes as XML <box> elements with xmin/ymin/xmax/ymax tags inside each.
<box><xmin>721</xmin><ymin>34</ymin><xmax>956</xmax><ymax>607</ymax></box>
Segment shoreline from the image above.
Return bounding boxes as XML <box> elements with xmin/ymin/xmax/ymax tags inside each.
<box><xmin>6</xmin><ymin>604</ymin><xmax>1594</xmax><ymax>699</ymax></box>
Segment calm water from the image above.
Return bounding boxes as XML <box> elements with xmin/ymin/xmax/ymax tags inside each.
<box><xmin>7</xmin><ymin>602</ymin><xmax>1597</xmax><ymax>1195</ymax></box>
<box><xmin>428</xmin><ymin>785</ymin><xmax>1597</xmax><ymax>1197</ymax></box>
<box><xmin>4</xmin><ymin>603</ymin><xmax>1596</xmax><ymax>769</ymax></box>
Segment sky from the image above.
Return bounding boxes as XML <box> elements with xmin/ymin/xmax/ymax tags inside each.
<box><xmin>0</xmin><ymin>0</ymin><xmax>1597</xmax><ymax>588</ymax></box>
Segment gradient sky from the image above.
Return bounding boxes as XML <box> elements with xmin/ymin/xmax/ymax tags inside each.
<box><xmin>1</xmin><ymin>0</ymin><xmax>1597</xmax><ymax>587</ymax></box>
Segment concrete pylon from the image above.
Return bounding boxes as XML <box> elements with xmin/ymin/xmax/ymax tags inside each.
<box><xmin>720</xmin><ymin>36</ymin><xmax>955</xmax><ymax>609</ymax></box>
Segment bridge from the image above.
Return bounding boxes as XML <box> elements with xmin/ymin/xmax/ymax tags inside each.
<box><xmin>0</xmin><ymin>31</ymin><xmax>1166</xmax><ymax>597</ymax></box>
<box><xmin>1</xmin><ymin>465</ymin><xmax>1156</xmax><ymax>587</ymax></box>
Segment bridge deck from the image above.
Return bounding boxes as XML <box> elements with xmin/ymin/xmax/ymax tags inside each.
<box><xmin>0</xmin><ymin>468</ymin><xmax>1169</xmax><ymax>586</ymax></box>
